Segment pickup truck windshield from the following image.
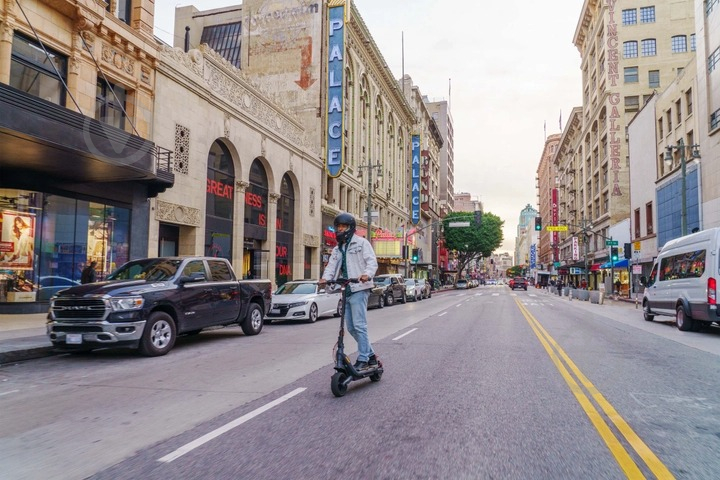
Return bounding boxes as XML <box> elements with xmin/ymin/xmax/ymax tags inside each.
<box><xmin>107</xmin><ymin>259</ymin><xmax>183</xmax><ymax>281</ymax></box>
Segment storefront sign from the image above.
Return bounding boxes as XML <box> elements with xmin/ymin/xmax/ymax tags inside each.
<box><xmin>325</xmin><ymin>3</ymin><xmax>345</xmax><ymax>177</ymax></box>
<box><xmin>572</xmin><ymin>236</ymin><xmax>579</xmax><ymax>261</ymax></box>
<box><xmin>411</xmin><ymin>134</ymin><xmax>420</xmax><ymax>224</ymax></box>
<box><xmin>530</xmin><ymin>244</ymin><xmax>536</xmax><ymax>269</ymax></box>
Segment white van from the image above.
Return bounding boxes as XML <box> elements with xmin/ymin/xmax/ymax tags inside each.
<box><xmin>641</xmin><ymin>227</ymin><xmax>720</xmax><ymax>331</ymax></box>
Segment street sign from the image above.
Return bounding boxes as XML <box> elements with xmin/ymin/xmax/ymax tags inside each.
<box><xmin>448</xmin><ymin>221</ymin><xmax>470</xmax><ymax>227</ymax></box>
<box><xmin>633</xmin><ymin>241</ymin><xmax>641</xmax><ymax>252</ymax></box>
<box><xmin>546</xmin><ymin>225</ymin><xmax>568</xmax><ymax>232</ymax></box>
<box><xmin>605</xmin><ymin>240</ymin><xmax>618</xmax><ymax>246</ymax></box>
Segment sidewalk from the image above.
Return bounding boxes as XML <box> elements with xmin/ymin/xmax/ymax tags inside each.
<box><xmin>0</xmin><ymin>312</ymin><xmax>53</xmax><ymax>364</ymax></box>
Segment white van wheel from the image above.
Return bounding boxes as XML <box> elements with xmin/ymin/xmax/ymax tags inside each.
<box><xmin>643</xmin><ymin>302</ymin><xmax>654</xmax><ymax>321</ymax></box>
<box><xmin>676</xmin><ymin>306</ymin><xmax>695</xmax><ymax>332</ymax></box>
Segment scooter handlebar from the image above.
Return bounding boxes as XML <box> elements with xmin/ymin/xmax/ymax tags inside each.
<box><xmin>325</xmin><ymin>278</ymin><xmax>361</xmax><ymax>285</ymax></box>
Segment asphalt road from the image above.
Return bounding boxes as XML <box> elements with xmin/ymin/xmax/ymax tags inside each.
<box><xmin>2</xmin><ymin>287</ymin><xmax>719</xmax><ymax>479</ymax></box>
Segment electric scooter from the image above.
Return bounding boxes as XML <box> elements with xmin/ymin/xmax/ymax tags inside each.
<box><xmin>327</xmin><ymin>278</ymin><xmax>384</xmax><ymax>397</ymax></box>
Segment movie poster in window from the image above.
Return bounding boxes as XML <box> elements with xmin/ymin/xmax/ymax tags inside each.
<box><xmin>0</xmin><ymin>211</ymin><xmax>36</xmax><ymax>271</ymax></box>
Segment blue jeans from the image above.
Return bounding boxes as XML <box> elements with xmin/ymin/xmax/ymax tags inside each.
<box><xmin>344</xmin><ymin>289</ymin><xmax>374</xmax><ymax>361</ymax></box>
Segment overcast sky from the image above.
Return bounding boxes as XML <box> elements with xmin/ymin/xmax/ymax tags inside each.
<box><xmin>154</xmin><ymin>0</ymin><xmax>583</xmax><ymax>257</ymax></box>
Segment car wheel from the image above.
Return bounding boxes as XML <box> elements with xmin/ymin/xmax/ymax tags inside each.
<box><xmin>241</xmin><ymin>303</ymin><xmax>264</xmax><ymax>336</ymax></box>
<box><xmin>139</xmin><ymin>311</ymin><xmax>176</xmax><ymax>357</ymax></box>
<box><xmin>307</xmin><ymin>303</ymin><xmax>319</xmax><ymax>323</ymax></box>
<box><xmin>643</xmin><ymin>302</ymin><xmax>654</xmax><ymax>321</ymax></box>
<box><xmin>385</xmin><ymin>293</ymin><xmax>394</xmax><ymax>306</ymax></box>
<box><xmin>676</xmin><ymin>305</ymin><xmax>695</xmax><ymax>332</ymax></box>
<box><xmin>377</xmin><ymin>295</ymin><xmax>385</xmax><ymax>308</ymax></box>
<box><xmin>335</xmin><ymin>300</ymin><xmax>343</xmax><ymax>317</ymax></box>
<box><xmin>400</xmin><ymin>292</ymin><xmax>407</xmax><ymax>304</ymax></box>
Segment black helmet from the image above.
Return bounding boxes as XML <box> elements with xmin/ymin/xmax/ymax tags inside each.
<box><xmin>333</xmin><ymin>212</ymin><xmax>356</xmax><ymax>245</ymax></box>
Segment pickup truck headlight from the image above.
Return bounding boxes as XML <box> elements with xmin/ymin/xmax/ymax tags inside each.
<box><xmin>109</xmin><ymin>296</ymin><xmax>144</xmax><ymax>311</ymax></box>
<box><xmin>288</xmin><ymin>301</ymin><xmax>308</xmax><ymax>308</ymax></box>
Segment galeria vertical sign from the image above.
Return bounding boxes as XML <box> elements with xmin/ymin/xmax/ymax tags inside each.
<box><xmin>411</xmin><ymin>134</ymin><xmax>420</xmax><ymax>224</ymax></box>
<box><xmin>326</xmin><ymin>2</ymin><xmax>345</xmax><ymax>177</ymax></box>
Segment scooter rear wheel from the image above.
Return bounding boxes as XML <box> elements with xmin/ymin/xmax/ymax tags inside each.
<box><xmin>331</xmin><ymin>372</ymin><xmax>348</xmax><ymax>397</ymax></box>
<box><xmin>369</xmin><ymin>370</ymin><xmax>382</xmax><ymax>382</ymax></box>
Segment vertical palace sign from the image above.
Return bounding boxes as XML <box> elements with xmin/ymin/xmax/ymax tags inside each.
<box><xmin>326</xmin><ymin>1</ymin><xmax>345</xmax><ymax>177</ymax></box>
<box><xmin>411</xmin><ymin>134</ymin><xmax>421</xmax><ymax>224</ymax></box>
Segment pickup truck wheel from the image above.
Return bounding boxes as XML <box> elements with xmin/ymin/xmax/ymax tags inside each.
<box><xmin>400</xmin><ymin>292</ymin><xmax>407</xmax><ymax>304</ymax></box>
<box><xmin>139</xmin><ymin>312</ymin><xmax>176</xmax><ymax>357</ymax></box>
<box><xmin>241</xmin><ymin>303</ymin><xmax>264</xmax><ymax>336</ymax></box>
<box><xmin>377</xmin><ymin>295</ymin><xmax>385</xmax><ymax>308</ymax></box>
<box><xmin>385</xmin><ymin>293</ymin><xmax>394</xmax><ymax>306</ymax></box>
<box><xmin>307</xmin><ymin>303</ymin><xmax>319</xmax><ymax>323</ymax></box>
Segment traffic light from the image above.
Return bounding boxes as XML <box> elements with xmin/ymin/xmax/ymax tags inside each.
<box><xmin>411</xmin><ymin>248</ymin><xmax>419</xmax><ymax>263</ymax></box>
<box><xmin>474</xmin><ymin>210</ymin><xmax>482</xmax><ymax>227</ymax></box>
<box><xmin>611</xmin><ymin>247</ymin><xmax>619</xmax><ymax>262</ymax></box>
<box><xmin>402</xmin><ymin>245</ymin><xmax>408</xmax><ymax>259</ymax></box>
<box><xmin>624</xmin><ymin>243</ymin><xmax>632</xmax><ymax>259</ymax></box>
<box><xmin>534</xmin><ymin>217</ymin><xmax>542</xmax><ymax>231</ymax></box>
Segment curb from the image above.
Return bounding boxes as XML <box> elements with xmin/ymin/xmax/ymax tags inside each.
<box><xmin>0</xmin><ymin>336</ymin><xmax>56</xmax><ymax>365</ymax></box>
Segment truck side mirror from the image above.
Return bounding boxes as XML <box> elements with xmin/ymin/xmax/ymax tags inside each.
<box><xmin>179</xmin><ymin>272</ymin><xmax>206</xmax><ymax>284</ymax></box>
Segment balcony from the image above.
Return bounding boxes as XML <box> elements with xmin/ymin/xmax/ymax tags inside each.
<box><xmin>0</xmin><ymin>83</ymin><xmax>173</xmax><ymax>197</ymax></box>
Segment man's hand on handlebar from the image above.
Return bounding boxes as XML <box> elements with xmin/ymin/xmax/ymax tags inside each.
<box><xmin>359</xmin><ymin>274</ymin><xmax>370</xmax><ymax>283</ymax></box>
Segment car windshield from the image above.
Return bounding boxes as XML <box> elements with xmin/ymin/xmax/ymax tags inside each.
<box><xmin>375</xmin><ymin>277</ymin><xmax>392</xmax><ymax>285</ymax></box>
<box><xmin>107</xmin><ymin>259</ymin><xmax>183</xmax><ymax>282</ymax></box>
<box><xmin>275</xmin><ymin>283</ymin><xmax>316</xmax><ymax>295</ymax></box>
<box><xmin>405</xmin><ymin>279</ymin><xmax>415</xmax><ymax>285</ymax></box>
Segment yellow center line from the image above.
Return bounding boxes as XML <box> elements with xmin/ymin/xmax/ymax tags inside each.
<box><xmin>515</xmin><ymin>299</ymin><xmax>675</xmax><ymax>479</ymax></box>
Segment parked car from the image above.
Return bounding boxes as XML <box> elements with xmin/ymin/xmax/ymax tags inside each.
<box><xmin>37</xmin><ymin>275</ymin><xmax>80</xmax><ymax>301</ymax></box>
<box><xmin>373</xmin><ymin>274</ymin><xmax>406</xmax><ymax>306</ymax></box>
<box><xmin>403</xmin><ymin>278</ymin><xmax>423</xmax><ymax>302</ymax></box>
<box><xmin>511</xmin><ymin>277</ymin><xmax>528</xmax><ymax>291</ymax></box>
<box><xmin>456</xmin><ymin>279</ymin><xmax>468</xmax><ymax>289</ymax></box>
<box><xmin>47</xmin><ymin>257</ymin><xmax>271</xmax><ymax>356</ymax></box>
<box><xmin>416</xmin><ymin>278</ymin><xmax>431</xmax><ymax>298</ymax></box>
<box><xmin>267</xmin><ymin>280</ymin><xmax>342</xmax><ymax>323</ymax></box>
<box><xmin>641</xmin><ymin>227</ymin><xmax>720</xmax><ymax>331</ymax></box>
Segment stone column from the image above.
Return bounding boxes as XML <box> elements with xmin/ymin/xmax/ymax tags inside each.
<box><xmin>267</xmin><ymin>192</ymin><xmax>280</xmax><ymax>287</ymax></box>
<box><xmin>0</xmin><ymin>21</ymin><xmax>15</xmax><ymax>84</ymax></box>
<box><xmin>234</xmin><ymin>181</ymin><xmax>248</xmax><ymax>269</ymax></box>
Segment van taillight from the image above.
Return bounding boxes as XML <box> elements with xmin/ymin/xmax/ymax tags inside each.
<box><xmin>708</xmin><ymin>277</ymin><xmax>717</xmax><ymax>305</ymax></box>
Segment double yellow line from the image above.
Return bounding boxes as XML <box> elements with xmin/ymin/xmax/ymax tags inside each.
<box><xmin>515</xmin><ymin>299</ymin><xmax>674</xmax><ymax>479</ymax></box>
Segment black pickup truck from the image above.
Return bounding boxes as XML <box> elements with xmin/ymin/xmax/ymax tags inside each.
<box><xmin>46</xmin><ymin>257</ymin><xmax>271</xmax><ymax>356</ymax></box>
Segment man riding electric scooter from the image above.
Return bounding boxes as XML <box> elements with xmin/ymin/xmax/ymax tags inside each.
<box><xmin>319</xmin><ymin>212</ymin><xmax>379</xmax><ymax>370</ymax></box>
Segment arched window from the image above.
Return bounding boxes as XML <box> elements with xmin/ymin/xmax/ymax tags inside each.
<box><xmin>205</xmin><ymin>140</ymin><xmax>235</xmax><ymax>259</ymax></box>
<box><xmin>275</xmin><ymin>174</ymin><xmax>295</xmax><ymax>285</ymax></box>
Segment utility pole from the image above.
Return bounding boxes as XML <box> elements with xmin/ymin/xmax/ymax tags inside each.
<box><xmin>359</xmin><ymin>160</ymin><xmax>383</xmax><ymax>241</ymax></box>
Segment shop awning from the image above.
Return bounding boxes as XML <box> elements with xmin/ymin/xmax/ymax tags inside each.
<box><xmin>590</xmin><ymin>263</ymin><xmax>602</xmax><ymax>272</ymax></box>
<box><xmin>0</xmin><ymin>83</ymin><xmax>174</xmax><ymax>197</ymax></box>
<box><xmin>600</xmin><ymin>259</ymin><xmax>629</xmax><ymax>268</ymax></box>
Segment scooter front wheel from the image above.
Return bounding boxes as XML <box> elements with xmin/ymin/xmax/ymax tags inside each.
<box><xmin>331</xmin><ymin>372</ymin><xmax>348</xmax><ymax>397</ymax></box>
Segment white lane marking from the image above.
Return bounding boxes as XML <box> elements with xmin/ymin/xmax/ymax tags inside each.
<box><xmin>456</xmin><ymin>303</ymin><xmax>463</xmax><ymax>307</ymax></box>
<box><xmin>158</xmin><ymin>387</ymin><xmax>306</xmax><ymax>463</ymax></box>
<box><xmin>492</xmin><ymin>293</ymin><xmax>500</xmax><ymax>296</ymax></box>
<box><xmin>0</xmin><ymin>390</ymin><xmax>19</xmax><ymax>397</ymax></box>
<box><xmin>393</xmin><ymin>328</ymin><xmax>418</xmax><ymax>341</ymax></box>
<box><xmin>438</xmin><ymin>312</ymin><xmax>448</xmax><ymax>317</ymax></box>
<box><xmin>474</xmin><ymin>293</ymin><xmax>483</xmax><ymax>296</ymax></box>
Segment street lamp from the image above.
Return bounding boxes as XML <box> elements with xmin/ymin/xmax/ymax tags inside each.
<box><xmin>664</xmin><ymin>138</ymin><xmax>701</xmax><ymax>236</ymax></box>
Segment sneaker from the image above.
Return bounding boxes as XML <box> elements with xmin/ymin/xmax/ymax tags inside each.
<box><xmin>368</xmin><ymin>354</ymin><xmax>378</xmax><ymax>366</ymax></box>
<box><xmin>353</xmin><ymin>360</ymin><xmax>369</xmax><ymax>370</ymax></box>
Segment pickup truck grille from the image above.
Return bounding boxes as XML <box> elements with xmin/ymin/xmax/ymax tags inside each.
<box><xmin>52</xmin><ymin>299</ymin><xmax>107</xmax><ymax>320</ymax></box>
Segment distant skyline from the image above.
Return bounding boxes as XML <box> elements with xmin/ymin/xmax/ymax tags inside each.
<box><xmin>154</xmin><ymin>0</ymin><xmax>584</xmax><ymax>258</ymax></box>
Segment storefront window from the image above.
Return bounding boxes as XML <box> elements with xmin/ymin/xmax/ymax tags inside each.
<box><xmin>0</xmin><ymin>190</ymin><xmax>130</xmax><ymax>303</ymax></box>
